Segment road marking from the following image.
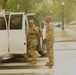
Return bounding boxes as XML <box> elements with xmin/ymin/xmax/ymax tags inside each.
<box><xmin>0</xmin><ymin>62</ymin><xmax>46</xmax><ymax>66</ymax></box>
<box><xmin>0</xmin><ymin>63</ymin><xmax>28</xmax><ymax>66</ymax></box>
<box><xmin>0</xmin><ymin>69</ymin><xmax>53</xmax><ymax>74</ymax></box>
<box><xmin>0</xmin><ymin>58</ymin><xmax>48</xmax><ymax>66</ymax></box>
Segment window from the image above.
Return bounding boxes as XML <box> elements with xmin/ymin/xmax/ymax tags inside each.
<box><xmin>5</xmin><ymin>15</ymin><xmax>9</xmax><ymax>26</ymax></box>
<box><xmin>10</xmin><ymin>14</ymin><xmax>23</xmax><ymax>29</ymax></box>
<box><xmin>0</xmin><ymin>17</ymin><xmax>6</xmax><ymax>30</ymax></box>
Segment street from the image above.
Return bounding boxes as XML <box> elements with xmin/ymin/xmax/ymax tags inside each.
<box><xmin>0</xmin><ymin>0</ymin><xmax>76</xmax><ymax>75</ymax></box>
<box><xmin>0</xmin><ymin>49</ymin><xmax>76</xmax><ymax>75</ymax></box>
<box><xmin>54</xmin><ymin>28</ymin><xmax>76</xmax><ymax>41</ymax></box>
<box><xmin>0</xmin><ymin>26</ymin><xmax>76</xmax><ymax>75</ymax></box>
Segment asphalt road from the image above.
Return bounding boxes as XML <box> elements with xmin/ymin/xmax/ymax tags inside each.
<box><xmin>0</xmin><ymin>50</ymin><xmax>76</xmax><ymax>75</ymax></box>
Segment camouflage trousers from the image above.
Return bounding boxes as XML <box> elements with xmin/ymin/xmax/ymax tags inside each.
<box><xmin>27</xmin><ymin>39</ymin><xmax>38</xmax><ymax>60</ymax></box>
<box><xmin>29</xmin><ymin>46</ymin><xmax>37</xmax><ymax>60</ymax></box>
<box><xmin>46</xmin><ymin>41</ymin><xmax>54</xmax><ymax>62</ymax></box>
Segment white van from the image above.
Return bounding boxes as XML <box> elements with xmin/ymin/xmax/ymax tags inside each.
<box><xmin>0</xmin><ymin>12</ymin><xmax>45</xmax><ymax>60</ymax></box>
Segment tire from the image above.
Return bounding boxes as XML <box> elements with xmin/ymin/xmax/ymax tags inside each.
<box><xmin>38</xmin><ymin>39</ymin><xmax>46</xmax><ymax>56</ymax></box>
<box><xmin>0</xmin><ymin>54</ymin><xmax>15</xmax><ymax>63</ymax></box>
<box><xmin>36</xmin><ymin>41</ymin><xmax>46</xmax><ymax>56</ymax></box>
<box><xmin>38</xmin><ymin>50</ymin><xmax>46</xmax><ymax>56</ymax></box>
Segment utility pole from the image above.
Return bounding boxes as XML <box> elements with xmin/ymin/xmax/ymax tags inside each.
<box><xmin>61</xmin><ymin>2</ymin><xmax>65</xmax><ymax>30</ymax></box>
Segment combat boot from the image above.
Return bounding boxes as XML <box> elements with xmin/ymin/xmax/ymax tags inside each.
<box><xmin>45</xmin><ymin>62</ymin><xmax>54</xmax><ymax>66</ymax></box>
<box><xmin>29</xmin><ymin>59</ymin><xmax>37</xmax><ymax>64</ymax></box>
<box><xmin>23</xmin><ymin>53</ymin><xmax>29</xmax><ymax>62</ymax></box>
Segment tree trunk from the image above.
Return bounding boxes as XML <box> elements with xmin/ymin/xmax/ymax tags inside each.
<box><xmin>2</xmin><ymin>0</ymin><xmax>8</xmax><ymax>11</ymax></box>
<box><xmin>25</xmin><ymin>0</ymin><xmax>29</xmax><ymax>13</ymax></box>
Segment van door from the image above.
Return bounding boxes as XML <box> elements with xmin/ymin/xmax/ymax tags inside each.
<box><xmin>0</xmin><ymin>13</ymin><xmax>8</xmax><ymax>56</ymax></box>
<box><xmin>26</xmin><ymin>13</ymin><xmax>46</xmax><ymax>56</ymax></box>
<box><xmin>9</xmin><ymin>13</ymin><xmax>26</xmax><ymax>54</ymax></box>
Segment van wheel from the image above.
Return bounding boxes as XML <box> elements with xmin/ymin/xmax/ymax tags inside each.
<box><xmin>36</xmin><ymin>39</ymin><xmax>46</xmax><ymax>57</ymax></box>
<box><xmin>36</xmin><ymin>46</ymin><xmax>46</xmax><ymax>57</ymax></box>
<box><xmin>38</xmin><ymin>50</ymin><xmax>46</xmax><ymax>57</ymax></box>
<box><xmin>38</xmin><ymin>39</ymin><xmax>46</xmax><ymax>57</ymax></box>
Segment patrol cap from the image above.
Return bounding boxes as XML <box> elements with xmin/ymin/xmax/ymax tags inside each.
<box><xmin>29</xmin><ymin>20</ymin><xmax>34</xmax><ymax>23</ymax></box>
<box><xmin>46</xmin><ymin>16</ymin><xmax>52</xmax><ymax>21</ymax></box>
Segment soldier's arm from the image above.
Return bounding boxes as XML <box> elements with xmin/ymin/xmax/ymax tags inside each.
<box><xmin>32</xmin><ymin>27</ymin><xmax>39</xmax><ymax>34</ymax></box>
<box><xmin>26</xmin><ymin>28</ymin><xmax>32</xmax><ymax>37</ymax></box>
<box><xmin>49</xmin><ymin>25</ymin><xmax>54</xmax><ymax>35</ymax></box>
<box><xmin>46</xmin><ymin>25</ymin><xmax>54</xmax><ymax>40</ymax></box>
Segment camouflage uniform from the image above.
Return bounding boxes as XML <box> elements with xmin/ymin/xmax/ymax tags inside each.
<box><xmin>27</xmin><ymin>24</ymin><xmax>39</xmax><ymax>63</ymax></box>
<box><xmin>45</xmin><ymin>22</ymin><xmax>54</xmax><ymax>64</ymax></box>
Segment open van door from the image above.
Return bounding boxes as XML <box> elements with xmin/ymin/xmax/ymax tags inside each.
<box><xmin>9</xmin><ymin>13</ymin><xmax>27</xmax><ymax>54</ymax></box>
<box><xmin>0</xmin><ymin>13</ymin><xmax>8</xmax><ymax>56</ymax></box>
<box><xmin>26</xmin><ymin>13</ymin><xmax>46</xmax><ymax>56</ymax></box>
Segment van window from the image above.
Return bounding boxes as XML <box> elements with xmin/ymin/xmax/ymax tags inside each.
<box><xmin>0</xmin><ymin>17</ymin><xmax>6</xmax><ymax>30</ymax></box>
<box><xmin>10</xmin><ymin>14</ymin><xmax>23</xmax><ymax>29</ymax></box>
<box><xmin>27</xmin><ymin>15</ymin><xmax>40</xmax><ymax>27</ymax></box>
<box><xmin>5</xmin><ymin>15</ymin><xmax>9</xmax><ymax>26</ymax></box>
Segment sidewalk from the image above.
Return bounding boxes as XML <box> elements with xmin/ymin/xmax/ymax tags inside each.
<box><xmin>54</xmin><ymin>27</ymin><xmax>76</xmax><ymax>50</ymax></box>
<box><xmin>54</xmin><ymin>28</ymin><xmax>76</xmax><ymax>41</ymax></box>
<box><xmin>0</xmin><ymin>50</ymin><xmax>76</xmax><ymax>75</ymax></box>
<box><xmin>54</xmin><ymin>42</ymin><xmax>76</xmax><ymax>50</ymax></box>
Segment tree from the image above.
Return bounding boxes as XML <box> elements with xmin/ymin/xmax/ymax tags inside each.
<box><xmin>0</xmin><ymin>0</ymin><xmax>76</xmax><ymax>24</ymax></box>
<box><xmin>18</xmin><ymin>0</ymin><xmax>43</xmax><ymax>13</ymax></box>
<box><xmin>53</xmin><ymin>0</ymin><xmax>76</xmax><ymax>23</ymax></box>
<box><xmin>0</xmin><ymin>0</ymin><xmax>8</xmax><ymax>11</ymax></box>
<box><xmin>6</xmin><ymin>0</ymin><xmax>43</xmax><ymax>13</ymax></box>
<box><xmin>36</xmin><ymin>1</ymin><xmax>53</xmax><ymax>20</ymax></box>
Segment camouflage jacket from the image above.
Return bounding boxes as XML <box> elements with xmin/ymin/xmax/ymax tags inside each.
<box><xmin>46</xmin><ymin>22</ymin><xmax>54</xmax><ymax>41</ymax></box>
<box><xmin>27</xmin><ymin>24</ymin><xmax>39</xmax><ymax>40</ymax></box>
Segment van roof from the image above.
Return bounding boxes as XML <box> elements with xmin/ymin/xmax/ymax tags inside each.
<box><xmin>0</xmin><ymin>12</ymin><xmax>5</xmax><ymax>17</ymax></box>
<box><xmin>26</xmin><ymin>13</ymin><xmax>36</xmax><ymax>16</ymax></box>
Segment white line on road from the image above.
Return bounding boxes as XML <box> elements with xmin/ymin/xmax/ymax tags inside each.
<box><xmin>0</xmin><ymin>63</ymin><xmax>29</xmax><ymax>66</ymax></box>
<box><xmin>0</xmin><ymin>62</ymin><xmax>46</xmax><ymax>66</ymax></box>
<box><xmin>0</xmin><ymin>69</ymin><xmax>53</xmax><ymax>74</ymax></box>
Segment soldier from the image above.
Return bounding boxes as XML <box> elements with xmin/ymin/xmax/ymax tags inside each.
<box><xmin>27</xmin><ymin>20</ymin><xmax>39</xmax><ymax>64</ymax></box>
<box><xmin>45</xmin><ymin>16</ymin><xmax>54</xmax><ymax>66</ymax></box>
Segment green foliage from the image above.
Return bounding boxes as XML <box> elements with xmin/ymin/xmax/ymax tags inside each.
<box><xmin>6</xmin><ymin>0</ymin><xmax>43</xmax><ymax>13</ymax></box>
<box><xmin>53</xmin><ymin>0</ymin><xmax>76</xmax><ymax>23</ymax></box>
<box><xmin>0</xmin><ymin>0</ymin><xmax>8</xmax><ymax>9</ymax></box>
<box><xmin>0</xmin><ymin>0</ymin><xmax>76</xmax><ymax>23</ymax></box>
